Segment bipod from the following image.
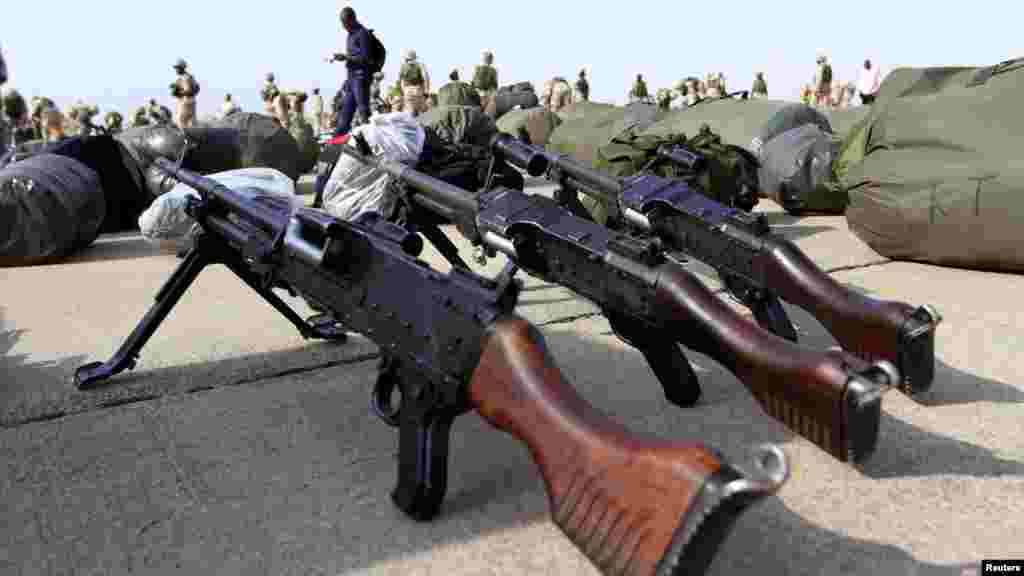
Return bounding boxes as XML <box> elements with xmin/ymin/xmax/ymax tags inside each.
<box><xmin>74</xmin><ymin>232</ymin><xmax>347</xmax><ymax>390</ymax></box>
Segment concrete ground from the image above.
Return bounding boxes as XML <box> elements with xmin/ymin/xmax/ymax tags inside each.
<box><xmin>1</xmin><ymin>182</ymin><xmax>1020</xmax><ymax>575</ymax></box>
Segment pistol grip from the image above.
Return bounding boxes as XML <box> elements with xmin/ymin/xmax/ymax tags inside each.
<box><xmin>604</xmin><ymin>312</ymin><xmax>701</xmax><ymax>407</ymax></box>
<box><xmin>391</xmin><ymin>403</ymin><xmax>456</xmax><ymax>522</ymax></box>
<box><xmin>468</xmin><ymin>316</ymin><xmax>786</xmax><ymax>575</ymax></box>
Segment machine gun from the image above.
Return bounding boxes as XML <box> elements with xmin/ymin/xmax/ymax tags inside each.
<box><xmin>492</xmin><ymin>133</ymin><xmax>941</xmax><ymax>397</ymax></box>
<box><xmin>71</xmin><ymin>157</ymin><xmax>788</xmax><ymax>576</ymax></box>
<box><xmin>339</xmin><ymin>135</ymin><xmax>898</xmax><ymax>464</ymax></box>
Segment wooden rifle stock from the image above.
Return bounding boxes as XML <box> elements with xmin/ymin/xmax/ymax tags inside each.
<box><xmin>757</xmin><ymin>239</ymin><xmax>940</xmax><ymax>396</ymax></box>
<box><xmin>652</xmin><ymin>263</ymin><xmax>892</xmax><ymax>463</ymax></box>
<box><xmin>468</xmin><ymin>316</ymin><xmax>787</xmax><ymax>576</ymax></box>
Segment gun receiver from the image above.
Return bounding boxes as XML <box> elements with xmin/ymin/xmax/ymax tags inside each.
<box><xmin>494</xmin><ymin>133</ymin><xmax>940</xmax><ymax>397</ymax></box>
<box><xmin>340</xmin><ymin>140</ymin><xmax>898</xmax><ymax>463</ymax></box>
<box><xmin>72</xmin><ymin>158</ymin><xmax>787</xmax><ymax>576</ymax></box>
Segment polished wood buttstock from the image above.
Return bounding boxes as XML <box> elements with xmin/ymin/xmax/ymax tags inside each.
<box><xmin>653</xmin><ymin>263</ymin><xmax>892</xmax><ymax>464</ymax></box>
<box><xmin>759</xmin><ymin>237</ymin><xmax>940</xmax><ymax>396</ymax></box>
<box><xmin>468</xmin><ymin>315</ymin><xmax>787</xmax><ymax>576</ymax></box>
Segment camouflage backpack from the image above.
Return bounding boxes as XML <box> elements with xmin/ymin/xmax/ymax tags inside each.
<box><xmin>583</xmin><ymin>123</ymin><xmax>760</xmax><ymax>224</ymax></box>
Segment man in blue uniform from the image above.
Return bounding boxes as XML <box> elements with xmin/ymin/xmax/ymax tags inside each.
<box><xmin>327</xmin><ymin>7</ymin><xmax>372</xmax><ymax>135</ymax></box>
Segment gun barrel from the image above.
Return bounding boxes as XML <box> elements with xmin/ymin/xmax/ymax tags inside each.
<box><xmin>493</xmin><ymin>133</ymin><xmax>623</xmax><ymax>196</ymax></box>
<box><xmin>469</xmin><ymin>315</ymin><xmax>787</xmax><ymax>576</ymax></box>
<box><xmin>490</xmin><ymin>133</ymin><xmax>550</xmax><ymax>176</ymax></box>
<box><xmin>151</xmin><ymin>157</ymin><xmax>285</xmax><ymax>235</ymax></box>
<box><xmin>337</xmin><ymin>144</ymin><xmax>480</xmax><ymax>216</ymax></box>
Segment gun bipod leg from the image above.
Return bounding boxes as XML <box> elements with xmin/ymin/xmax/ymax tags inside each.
<box><xmin>604</xmin><ymin>310</ymin><xmax>702</xmax><ymax>407</ymax></box>
<box><xmin>391</xmin><ymin>371</ymin><xmax>457</xmax><ymax>521</ymax></box>
<box><xmin>218</xmin><ymin>256</ymin><xmax>348</xmax><ymax>342</ymax></box>
<box><xmin>74</xmin><ymin>241</ymin><xmax>214</xmax><ymax>390</ymax></box>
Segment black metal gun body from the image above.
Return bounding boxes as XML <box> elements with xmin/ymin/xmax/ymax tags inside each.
<box><xmin>73</xmin><ymin>157</ymin><xmax>519</xmax><ymax>521</ymax></box>
<box><xmin>341</xmin><ymin>143</ymin><xmax>897</xmax><ymax>463</ymax></box>
<box><xmin>72</xmin><ymin>158</ymin><xmax>798</xmax><ymax>576</ymax></box>
<box><xmin>494</xmin><ymin>135</ymin><xmax>940</xmax><ymax>397</ymax></box>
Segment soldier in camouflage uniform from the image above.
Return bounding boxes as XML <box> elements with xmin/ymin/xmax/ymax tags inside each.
<box><xmin>1</xmin><ymin>87</ymin><xmax>34</xmax><ymax>144</ymax></box>
<box><xmin>655</xmin><ymin>88</ymin><xmax>674</xmax><ymax>110</ymax></box>
<box><xmin>170</xmin><ymin>59</ymin><xmax>200</xmax><ymax>128</ymax></box>
<box><xmin>262</xmin><ymin>73</ymin><xmax>280</xmax><ymax>116</ymax></box>
<box><xmin>286</xmin><ymin>90</ymin><xmax>317</xmax><ymax>168</ymax></box>
<box><xmin>30</xmin><ymin>96</ymin><xmax>57</xmax><ymax>139</ymax></box>
<box><xmin>629</xmin><ymin>74</ymin><xmax>649</xmax><ymax>103</ymax></box>
<box><xmin>130</xmin><ymin>106</ymin><xmax>151</xmax><ymax>128</ymax></box>
<box><xmin>472</xmin><ymin>50</ymin><xmax>498</xmax><ymax>112</ymax></box>
<box><xmin>574</xmin><ymin>68</ymin><xmax>589</xmax><ymax>102</ymax></box>
<box><xmin>548</xmin><ymin>77</ymin><xmax>574</xmax><ymax>113</ymax></box>
<box><xmin>222</xmin><ymin>93</ymin><xmax>240</xmax><ymax>117</ymax></box>
<box><xmin>40</xmin><ymin>107</ymin><xmax>65</xmax><ymax>142</ymax></box>
<box><xmin>146</xmin><ymin>99</ymin><xmax>171</xmax><ymax>125</ymax></box>
<box><xmin>273</xmin><ymin>92</ymin><xmax>291</xmax><ymax>129</ymax></box>
<box><xmin>370</xmin><ymin>72</ymin><xmax>385</xmax><ymax>114</ymax></box>
<box><xmin>74</xmin><ymin>103</ymin><xmax>100</xmax><ymax>136</ymax></box>
<box><xmin>751</xmin><ymin>72</ymin><xmax>767</xmax><ymax>98</ymax></box>
<box><xmin>670</xmin><ymin>79</ymin><xmax>688</xmax><ymax>109</ymax></box>
<box><xmin>311</xmin><ymin>88</ymin><xmax>324</xmax><ymax>133</ymax></box>
<box><xmin>387</xmin><ymin>85</ymin><xmax>403</xmax><ymax>113</ymax></box>
<box><xmin>684</xmin><ymin>79</ymin><xmax>701</xmax><ymax>106</ymax></box>
<box><xmin>0</xmin><ymin>47</ymin><xmax>8</xmax><ymax>150</ymax></box>
<box><xmin>103</xmin><ymin>111</ymin><xmax>124</xmax><ymax>134</ymax></box>
<box><xmin>399</xmin><ymin>49</ymin><xmax>430</xmax><ymax>116</ymax></box>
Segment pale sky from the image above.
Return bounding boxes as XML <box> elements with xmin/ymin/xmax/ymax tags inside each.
<box><xmin>2</xmin><ymin>1</ymin><xmax>1020</xmax><ymax>117</ymax></box>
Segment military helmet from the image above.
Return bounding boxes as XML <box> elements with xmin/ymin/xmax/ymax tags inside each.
<box><xmin>482</xmin><ymin>50</ymin><xmax>493</xmax><ymax>64</ymax></box>
<box><xmin>266</xmin><ymin>73</ymin><xmax>275</xmax><ymax>82</ymax></box>
<box><xmin>403</xmin><ymin>49</ymin><xmax>417</xmax><ymax>62</ymax></box>
<box><xmin>579</xmin><ymin>68</ymin><xmax>586</xmax><ymax>77</ymax></box>
<box><xmin>174</xmin><ymin>58</ymin><xmax>187</xmax><ymax>70</ymax></box>
<box><xmin>672</xmin><ymin>79</ymin><xmax>686</xmax><ymax>91</ymax></box>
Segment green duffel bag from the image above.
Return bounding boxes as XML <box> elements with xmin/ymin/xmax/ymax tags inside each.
<box><xmin>842</xmin><ymin>58</ymin><xmax>1024</xmax><ymax>272</ymax></box>
<box><xmin>546</xmin><ymin>103</ymin><xmax>666</xmax><ymax>169</ymax></box>
<box><xmin>495</xmin><ymin>107</ymin><xmax>562</xmax><ymax>146</ymax></box>
<box><xmin>436</xmin><ymin>81</ymin><xmax>482</xmax><ymax>108</ymax></box>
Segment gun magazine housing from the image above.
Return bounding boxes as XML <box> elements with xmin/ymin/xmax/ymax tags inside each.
<box><xmin>620</xmin><ymin>173</ymin><xmax>938</xmax><ymax>396</ymax></box>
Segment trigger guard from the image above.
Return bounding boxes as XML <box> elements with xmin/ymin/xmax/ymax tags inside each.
<box><xmin>372</xmin><ymin>367</ymin><xmax>402</xmax><ymax>427</ymax></box>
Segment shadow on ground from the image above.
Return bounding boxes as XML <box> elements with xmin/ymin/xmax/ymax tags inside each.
<box><xmin>64</xmin><ymin>233</ymin><xmax>167</xmax><ymax>264</ymax></box>
<box><xmin>0</xmin><ymin>320</ymin><xmax>1013</xmax><ymax>574</ymax></box>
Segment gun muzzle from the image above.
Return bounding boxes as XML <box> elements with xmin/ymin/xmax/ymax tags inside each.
<box><xmin>491</xmin><ymin>133</ymin><xmax>550</xmax><ymax>177</ymax></box>
<box><xmin>657</xmin><ymin>145</ymin><xmax>705</xmax><ymax>172</ymax></box>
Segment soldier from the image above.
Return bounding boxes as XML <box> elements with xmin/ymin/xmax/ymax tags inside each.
<box><xmin>398</xmin><ymin>49</ymin><xmax>430</xmax><ymax>116</ymax></box>
<box><xmin>311</xmin><ymin>88</ymin><xmax>324</xmax><ymax>133</ymax></box>
<box><xmin>273</xmin><ymin>92</ymin><xmax>291</xmax><ymax>128</ymax></box>
<box><xmin>103</xmin><ymin>110</ymin><xmax>124</xmax><ymax>134</ymax></box>
<box><xmin>751</xmin><ymin>72</ymin><xmax>768</xmax><ymax>98</ymax></box>
<box><xmin>222</xmin><ymin>93</ymin><xmax>240</xmax><ymax>117</ymax></box>
<box><xmin>40</xmin><ymin>107</ymin><xmax>65</xmax><ymax>142</ymax></box>
<box><xmin>76</xmin><ymin>103</ymin><xmax>100</xmax><ymax>136</ymax></box>
<box><xmin>547</xmin><ymin>77</ymin><xmax>573</xmax><ymax>113</ymax></box>
<box><xmin>670</xmin><ymin>79</ymin><xmax>687</xmax><ymax>109</ymax></box>
<box><xmin>472</xmin><ymin>50</ymin><xmax>498</xmax><ymax>111</ymax></box>
<box><xmin>655</xmin><ymin>88</ymin><xmax>673</xmax><ymax>110</ymax></box>
<box><xmin>130</xmin><ymin>106</ymin><xmax>151</xmax><ymax>127</ymax></box>
<box><xmin>629</xmin><ymin>74</ymin><xmax>649</xmax><ymax>103</ymax></box>
<box><xmin>704</xmin><ymin>72</ymin><xmax>723</xmax><ymax>98</ymax></box>
<box><xmin>286</xmin><ymin>91</ymin><xmax>315</xmax><ymax>145</ymax></box>
<box><xmin>370</xmin><ymin>72</ymin><xmax>385</xmax><ymax>114</ymax></box>
<box><xmin>387</xmin><ymin>85</ymin><xmax>404</xmax><ymax>113</ymax></box>
<box><xmin>262</xmin><ymin>73</ymin><xmax>280</xmax><ymax>116</ymax></box>
<box><xmin>30</xmin><ymin>96</ymin><xmax>57</xmax><ymax>139</ymax></box>
<box><xmin>814</xmin><ymin>53</ymin><xmax>833</xmax><ymax>107</ymax></box>
<box><xmin>574</xmin><ymin>68</ymin><xmax>589</xmax><ymax>102</ymax></box>
<box><xmin>0</xmin><ymin>48</ymin><xmax>7</xmax><ymax>150</ymax></box>
<box><xmin>170</xmin><ymin>59</ymin><xmax>200</xmax><ymax>128</ymax></box>
<box><xmin>1</xmin><ymin>88</ymin><xmax>33</xmax><ymax>144</ymax></box>
<box><xmin>684</xmin><ymin>78</ymin><xmax>701</xmax><ymax>106</ymax></box>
